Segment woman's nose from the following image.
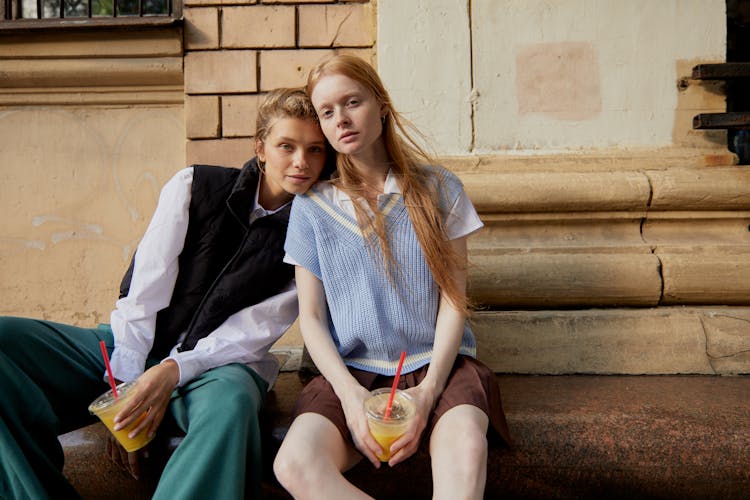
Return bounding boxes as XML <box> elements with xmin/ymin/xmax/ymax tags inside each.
<box><xmin>294</xmin><ymin>150</ymin><xmax>309</xmax><ymax>169</ymax></box>
<box><xmin>335</xmin><ymin>109</ymin><xmax>350</xmax><ymax>127</ymax></box>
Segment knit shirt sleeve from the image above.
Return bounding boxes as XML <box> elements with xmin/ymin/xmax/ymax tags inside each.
<box><xmin>284</xmin><ymin>194</ymin><xmax>322</xmax><ymax>280</ymax></box>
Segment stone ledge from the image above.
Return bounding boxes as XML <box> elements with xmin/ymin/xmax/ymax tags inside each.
<box><xmin>0</xmin><ymin>30</ymin><xmax>182</xmax><ymax>58</ymax></box>
<box><xmin>458</xmin><ymin>166</ymin><xmax>750</xmax><ymax>214</ymax></box>
<box><xmin>271</xmin><ymin>306</ymin><xmax>750</xmax><ymax>376</ymax></box>
<box><xmin>469</xmin><ymin>253</ymin><xmax>662</xmax><ymax>307</ymax></box>
<box><xmin>463</xmin><ymin>170</ymin><xmax>650</xmax><ymax>214</ymax></box>
<box><xmin>648</xmin><ymin>167</ymin><xmax>750</xmax><ymax>211</ymax></box>
<box><xmin>473</xmin><ymin>307</ymin><xmax>750</xmax><ymax>375</ymax></box>
<box><xmin>661</xmin><ymin>252</ymin><xmax>750</xmax><ymax>305</ymax></box>
<box><xmin>0</xmin><ymin>58</ymin><xmax>183</xmax><ymax>88</ymax></box>
<box><xmin>442</xmin><ymin>149</ymin><xmax>737</xmax><ymax>174</ymax></box>
<box><xmin>455</xmin><ymin>165</ymin><xmax>750</xmax><ymax>307</ymax></box>
<box><xmin>0</xmin><ymin>87</ymin><xmax>184</xmax><ymax>105</ymax></box>
<box><xmin>61</xmin><ymin>373</ymin><xmax>750</xmax><ymax>499</ymax></box>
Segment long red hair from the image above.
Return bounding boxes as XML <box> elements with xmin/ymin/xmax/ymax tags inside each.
<box><xmin>306</xmin><ymin>55</ymin><xmax>469</xmax><ymax>314</ymax></box>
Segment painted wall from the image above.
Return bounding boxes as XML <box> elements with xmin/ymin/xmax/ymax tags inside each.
<box><xmin>378</xmin><ymin>0</ymin><xmax>726</xmax><ymax>155</ymax></box>
<box><xmin>0</xmin><ymin>106</ymin><xmax>184</xmax><ymax>323</ymax></box>
<box><xmin>0</xmin><ymin>30</ymin><xmax>185</xmax><ymax>324</ymax></box>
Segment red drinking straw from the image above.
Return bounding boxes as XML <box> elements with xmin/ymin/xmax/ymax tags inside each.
<box><xmin>99</xmin><ymin>340</ymin><xmax>119</xmax><ymax>398</ymax></box>
<box><xmin>384</xmin><ymin>351</ymin><xmax>407</xmax><ymax>419</ymax></box>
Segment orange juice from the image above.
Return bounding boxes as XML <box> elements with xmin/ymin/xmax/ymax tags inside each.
<box><xmin>365</xmin><ymin>388</ymin><xmax>415</xmax><ymax>462</ymax></box>
<box><xmin>88</xmin><ymin>382</ymin><xmax>154</xmax><ymax>452</ymax></box>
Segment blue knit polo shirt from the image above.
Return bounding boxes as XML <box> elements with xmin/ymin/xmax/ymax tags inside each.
<box><xmin>284</xmin><ymin>165</ymin><xmax>477</xmax><ymax>376</ymax></box>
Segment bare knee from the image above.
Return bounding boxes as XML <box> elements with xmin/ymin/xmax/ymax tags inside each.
<box><xmin>273</xmin><ymin>413</ymin><xmax>353</xmax><ymax>496</ymax></box>
<box><xmin>432</xmin><ymin>405</ymin><xmax>489</xmax><ymax>456</ymax></box>
<box><xmin>273</xmin><ymin>435</ymin><xmax>313</xmax><ymax>493</ymax></box>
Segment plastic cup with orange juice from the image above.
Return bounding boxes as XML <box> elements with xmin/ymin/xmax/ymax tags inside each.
<box><xmin>365</xmin><ymin>387</ymin><xmax>416</xmax><ymax>462</ymax></box>
<box><xmin>88</xmin><ymin>381</ymin><xmax>154</xmax><ymax>452</ymax></box>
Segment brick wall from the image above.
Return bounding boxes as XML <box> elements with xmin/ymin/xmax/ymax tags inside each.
<box><xmin>183</xmin><ymin>0</ymin><xmax>375</xmax><ymax>168</ymax></box>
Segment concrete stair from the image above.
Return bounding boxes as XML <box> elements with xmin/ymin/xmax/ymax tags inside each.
<box><xmin>62</xmin><ymin>372</ymin><xmax>750</xmax><ymax>499</ymax></box>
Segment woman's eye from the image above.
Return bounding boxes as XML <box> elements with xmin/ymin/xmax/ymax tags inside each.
<box><xmin>310</xmin><ymin>146</ymin><xmax>324</xmax><ymax>153</ymax></box>
<box><xmin>279</xmin><ymin>144</ymin><xmax>292</xmax><ymax>151</ymax></box>
<box><xmin>347</xmin><ymin>99</ymin><xmax>359</xmax><ymax>106</ymax></box>
<box><xmin>320</xmin><ymin>109</ymin><xmax>333</xmax><ymax>118</ymax></box>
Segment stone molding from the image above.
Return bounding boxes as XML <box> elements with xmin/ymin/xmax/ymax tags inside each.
<box><xmin>0</xmin><ymin>28</ymin><xmax>183</xmax><ymax>105</ymax></box>
<box><xmin>0</xmin><ymin>58</ymin><xmax>183</xmax><ymax>88</ymax></box>
<box><xmin>463</xmin><ymin>170</ymin><xmax>650</xmax><ymax>213</ymax></box>
<box><xmin>472</xmin><ymin>307</ymin><xmax>750</xmax><ymax>375</ymax></box>
<box><xmin>0</xmin><ymin>87</ymin><xmax>184</xmax><ymax>105</ymax></box>
<box><xmin>274</xmin><ymin>306</ymin><xmax>750</xmax><ymax>374</ymax></box>
<box><xmin>460</xmin><ymin>165</ymin><xmax>750</xmax><ymax>307</ymax></box>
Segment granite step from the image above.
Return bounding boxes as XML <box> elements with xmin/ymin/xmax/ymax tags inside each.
<box><xmin>61</xmin><ymin>373</ymin><xmax>750</xmax><ymax>499</ymax></box>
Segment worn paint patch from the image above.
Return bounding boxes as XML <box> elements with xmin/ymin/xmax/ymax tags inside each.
<box><xmin>516</xmin><ymin>42</ymin><xmax>602</xmax><ymax>121</ymax></box>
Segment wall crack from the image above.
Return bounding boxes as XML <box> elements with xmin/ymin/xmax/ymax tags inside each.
<box><xmin>698</xmin><ymin>315</ymin><xmax>719</xmax><ymax>374</ymax></box>
<box><xmin>329</xmin><ymin>10</ymin><xmax>353</xmax><ymax>47</ymax></box>
<box><xmin>640</xmin><ymin>170</ymin><xmax>664</xmax><ymax>304</ymax></box>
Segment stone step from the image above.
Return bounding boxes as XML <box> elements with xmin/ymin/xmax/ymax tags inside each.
<box><xmin>471</xmin><ymin>306</ymin><xmax>750</xmax><ymax>375</ymax></box>
<box><xmin>273</xmin><ymin>306</ymin><xmax>750</xmax><ymax>377</ymax></box>
<box><xmin>61</xmin><ymin>373</ymin><xmax>750</xmax><ymax>499</ymax></box>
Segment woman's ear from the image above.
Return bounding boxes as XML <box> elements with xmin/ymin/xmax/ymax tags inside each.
<box><xmin>255</xmin><ymin>138</ymin><xmax>266</xmax><ymax>163</ymax></box>
<box><xmin>380</xmin><ymin>103</ymin><xmax>388</xmax><ymax>119</ymax></box>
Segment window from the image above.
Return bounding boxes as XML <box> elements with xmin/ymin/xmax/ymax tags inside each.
<box><xmin>2</xmin><ymin>0</ymin><xmax>181</xmax><ymax>26</ymax></box>
<box><xmin>13</xmin><ymin>0</ymin><xmax>171</xmax><ymax>18</ymax></box>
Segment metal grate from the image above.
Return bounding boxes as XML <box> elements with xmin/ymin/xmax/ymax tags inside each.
<box><xmin>3</xmin><ymin>0</ymin><xmax>175</xmax><ymax>19</ymax></box>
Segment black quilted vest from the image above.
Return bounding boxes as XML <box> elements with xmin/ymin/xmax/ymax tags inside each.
<box><xmin>118</xmin><ymin>158</ymin><xmax>294</xmax><ymax>359</ymax></box>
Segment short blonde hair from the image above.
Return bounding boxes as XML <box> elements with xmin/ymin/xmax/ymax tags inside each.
<box><xmin>255</xmin><ymin>87</ymin><xmax>319</xmax><ymax>144</ymax></box>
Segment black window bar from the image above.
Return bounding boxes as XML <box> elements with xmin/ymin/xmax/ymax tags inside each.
<box><xmin>2</xmin><ymin>0</ymin><xmax>178</xmax><ymax>20</ymax></box>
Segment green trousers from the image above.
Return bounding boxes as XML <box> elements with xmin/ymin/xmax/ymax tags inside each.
<box><xmin>0</xmin><ymin>316</ymin><xmax>267</xmax><ymax>500</ymax></box>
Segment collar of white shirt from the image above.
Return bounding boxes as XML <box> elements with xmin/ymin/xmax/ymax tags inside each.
<box><xmin>250</xmin><ymin>173</ymin><xmax>292</xmax><ymax>223</ymax></box>
<box><xmin>332</xmin><ymin>169</ymin><xmax>401</xmax><ymax>205</ymax></box>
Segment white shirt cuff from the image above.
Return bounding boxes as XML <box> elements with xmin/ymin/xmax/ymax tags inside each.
<box><xmin>109</xmin><ymin>343</ymin><xmax>148</xmax><ymax>383</ymax></box>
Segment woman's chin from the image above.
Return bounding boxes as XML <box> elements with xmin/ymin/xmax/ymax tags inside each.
<box><xmin>284</xmin><ymin>183</ymin><xmax>314</xmax><ymax>195</ymax></box>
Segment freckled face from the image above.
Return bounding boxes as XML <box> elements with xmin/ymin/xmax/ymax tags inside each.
<box><xmin>256</xmin><ymin>117</ymin><xmax>327</xmax><ymax>203</ymax></box>
<box><xmin>310</xmin><ymin>73</ymin><xmax>386</xmax><ymax>159</ymax></box>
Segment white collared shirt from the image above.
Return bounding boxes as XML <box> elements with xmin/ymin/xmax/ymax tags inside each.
<box><xmin>284</xmin><ymin>169</ymin><xmax>483</xmax><ymax>266</ymax></box>
<box><xmin>109</xmin><ymin>167</ymin><xmax>297</xmax><ymax>389</ymax></box>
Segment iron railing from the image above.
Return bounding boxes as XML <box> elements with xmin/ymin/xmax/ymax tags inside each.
<box><xmin>2</xmin><ymin>0</ymin><xmax>180</xmax><ymax>21</ymax></box>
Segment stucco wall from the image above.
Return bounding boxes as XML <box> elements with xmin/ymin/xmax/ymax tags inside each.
<box><xmin>0</xmin><ymin>106</ymin><xmax>183</xmax><ymax>323</ymax></box>
<box><xmin>378</xmin><ymin>0</ymin><xmax>726</xmax><ymax>155</ymax></box>
<box><xmin>0</xmin><ymin>29</ymin><xmax>185</xmax><ymax>324</ymax></box>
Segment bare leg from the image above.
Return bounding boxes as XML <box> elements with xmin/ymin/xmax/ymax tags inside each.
<box><xmin>429</xmin><ymin>405</ymin><xmax>489</xmax><ymax>500</ymax></box>
<box><xmin>274</xmin><ymin>412</ymin><xmax>372</xmax><ymax>500</ymax></box>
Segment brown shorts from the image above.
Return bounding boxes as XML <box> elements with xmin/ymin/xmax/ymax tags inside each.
<box><xmin>291</xmin><ymin>355</ymin><xmax>512</xmax><ymax>449</ymax></box>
